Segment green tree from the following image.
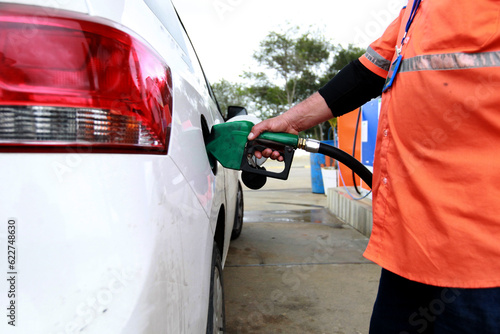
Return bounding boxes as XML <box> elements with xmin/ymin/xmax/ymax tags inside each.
<box><xmin>247</xmin><ymin>26</ymin><xmax>331</xmax><ymax>120</ymax></box>
<box><xmin>319</xmin><ymin>44</ymin><xmax>365</xmax><ymax>86</ymax></box>
<box><xmin>212</xmin><ymin>27</ymin><xmax>367</xmax><ymax>140</ymax></box>
<box><xmin>211</xmin><ymin>79</ymin><xmax>247</xmax><ymax>118</ymax></box>
<box><xmin>317</xmin><ymin>44</ymin><xmax>366</xmax><ymax>137</ymax></box>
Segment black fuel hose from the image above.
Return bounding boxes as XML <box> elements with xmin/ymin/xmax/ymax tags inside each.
<box><xmin>318</xmin><ymin>142</ymin><xmax>372</xmax><ymax>189</ymax></box>
<box><xmin>352</xmin><ymin>108</ymin><xmax>363</xmax><ymax>194</ymax></box>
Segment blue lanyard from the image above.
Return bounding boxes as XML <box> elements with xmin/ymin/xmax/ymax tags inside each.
<box><xmin>406</xmin><ymin>0</ymin><xmax>422</xmax><ymax>32</ymax></box>
<box><xmin>399</xmin><ymin>0</ymin><xmax>422</xmax><ymax>51</ymax></box>
<box><xmin>383</xmin><ymin>0</ymin><xmax>422</xmax><ymax>92</ymax></box>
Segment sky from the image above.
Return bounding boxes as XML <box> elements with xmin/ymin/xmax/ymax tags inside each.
<box><xmin>172</xmin><ymin>0</ymin><xmax>406</xmax><ymax>83</ymax></box>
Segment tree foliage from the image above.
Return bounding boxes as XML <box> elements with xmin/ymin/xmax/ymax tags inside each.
<box><xmin>248</xmin><ymin>26</ymin><xmax>331</xmax><ymax>119</ymax></box>
<box><xmin>211</xmin><ymin>79</ymin><xmax>246</xmax><ymax>118</ymax></box>
<box><xmin>319</xmin><ymin>44</ymin><xmax>365</xmax><ymax>87</ymax></box>
<box><xmin>211</xmin><ymin>26</ymin><xmax>366</xmax><ymax>140</ymax></box>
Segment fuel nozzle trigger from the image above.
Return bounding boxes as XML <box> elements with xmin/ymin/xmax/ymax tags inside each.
<box><xmin>240</xmin><ymin>138</ymin><xmax>295</xmax><ymax>180</ymax></box>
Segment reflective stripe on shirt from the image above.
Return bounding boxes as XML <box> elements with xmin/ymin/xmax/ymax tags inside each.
<box><xmin>365</xmin><ymin>46</ymin><xmax>392</xmax><ymax>72</ymax></box>
<box><xmin>400</xmin><ymin>51</ymin><xmax>500</xmax><ymax>72</ymax></box>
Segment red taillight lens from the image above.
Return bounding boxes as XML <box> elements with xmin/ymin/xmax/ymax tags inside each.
<box><xmin>0</xmin><ymin>4</ymin><xmax>172</xmax><ymax>153</ymax></box>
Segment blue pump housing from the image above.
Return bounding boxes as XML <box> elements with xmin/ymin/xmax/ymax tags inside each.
<box><xmin>361</xmin><ymin>99</ymin><xmax>380</xmax><ymax>168</ymax></box>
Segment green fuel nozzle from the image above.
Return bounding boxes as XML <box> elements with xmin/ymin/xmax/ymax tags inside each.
<box><xmin>205</xmin><ymin>121</ymin><xmax>299</xmax><ymax>189</ymax></box>
<box><xmin>206</xmin><ymin>120</ymin><xmax>373</xmax><ymax>190</ymax></box>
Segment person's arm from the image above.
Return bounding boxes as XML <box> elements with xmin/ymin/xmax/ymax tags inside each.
<box><xmin>248</xmin><ymin>60</ymin><xmax>385</xmax><ymax>160</ymax></box>
<box><xmin>247</xmin><ymin>92</ymin><xmax>331</xmax><ymax>139</ymax></box>
<box><xmin>318</xmin><ymin>59</ymin><xmax>386</xmax><ymax>117</ymax></box>
<box><xmin>247</xmin><ymin>92</ymin><xmax>331</xmax><ymax>160</ymax></box>
<box><xmin>249</xmin><ymin>6</ymin><xmax>406</xmax><ymax>160</ymax></box>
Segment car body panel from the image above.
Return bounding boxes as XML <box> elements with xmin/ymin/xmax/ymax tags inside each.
<box><xmin>0</xmin><ymin>0</ymin><xmax>239</xmax><ymax>332</ymax></box>
<box><xmin>0</xmin><ymin>154</ymin><xmax>214</xmax><ymax>333</ymax></box>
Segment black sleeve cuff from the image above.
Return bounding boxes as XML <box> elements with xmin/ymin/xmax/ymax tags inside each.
<box><xmin>318</xmin><ymin>59</ymin><xmax>386</xmax><ymax>117</ymax></box>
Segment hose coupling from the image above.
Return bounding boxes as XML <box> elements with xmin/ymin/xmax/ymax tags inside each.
<box><xmin>297</xmin><ymin>138</ymin><xmax>320</xmax><ymax>153</ymax></box>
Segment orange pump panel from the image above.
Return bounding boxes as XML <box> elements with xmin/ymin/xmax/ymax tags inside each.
<box><xmin>337</xmin><ymin>109</ymin><xmax>364</xmax><ymax>188</ymax></box>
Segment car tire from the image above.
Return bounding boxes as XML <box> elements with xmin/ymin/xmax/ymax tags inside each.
<box><xmin>230</xmin><ymin>182</ymin><xmax>244</xmax><ymax>240</ymax></box>
<box><xmin>206</xmin><ymin>242</ymin><xmax>225</xmax><ymax>334</ymax></box>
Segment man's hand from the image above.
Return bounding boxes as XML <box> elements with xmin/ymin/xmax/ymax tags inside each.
<box><xmin>247</xmin><ymin>114</ymin><xmax>299</xmax><ymax>161</ymax></box>
<box><xmin>247</xmin><ymin>92</ymin><xmax>333</xmax><ymax>161</ymax></box>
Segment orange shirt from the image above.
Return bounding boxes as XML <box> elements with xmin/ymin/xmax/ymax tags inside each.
<box><xmin>359</xmin><ymin>0</ymin><xmax>500</xmax><ymax>288</ymax></box>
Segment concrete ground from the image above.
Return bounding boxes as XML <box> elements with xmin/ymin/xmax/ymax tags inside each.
<box><xmin>224</xmin><ymin>152</ymin><xmax>381</xmax><ymax>334</ymax></box>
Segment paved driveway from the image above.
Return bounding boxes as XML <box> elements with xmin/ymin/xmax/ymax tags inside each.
<box><xmin>224</xmin><ymin>153</ymin><xmax>381</xmax><ymax>334</ymax></box>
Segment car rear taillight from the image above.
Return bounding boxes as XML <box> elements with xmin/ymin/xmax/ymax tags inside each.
<box><xmin>0</xmin><ymin>4</ymin><xmax>172</xmax><ymax>154</ymax></box>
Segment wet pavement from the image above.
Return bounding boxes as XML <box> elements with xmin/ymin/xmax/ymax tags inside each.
<box><xmin>224</xmin><ymin>153</ymin><xmax>381</xmax><ymax>334</ymax></box>
<box><xmin>226</xmin><ymin>209</ymin><xmax>369</xmax><ymax>267</ymax></box>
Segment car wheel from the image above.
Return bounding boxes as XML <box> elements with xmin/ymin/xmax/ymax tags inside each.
<box><xmin>231</xmin><ymin>182</ymin><xmax>244</xmax><ymax>240</ymax></box>
<box><xmin>206</xmin><ymin>242</ymin><xmax>225</xmax><ymax>334</ymax></box>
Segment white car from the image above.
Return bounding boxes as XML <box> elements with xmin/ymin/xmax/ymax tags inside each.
<box><xmin>0</xmin><ymin>1</ymin><xmax>244</xmax><ymax>333</ymax></box>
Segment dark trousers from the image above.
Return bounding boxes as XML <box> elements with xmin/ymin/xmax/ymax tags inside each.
<box><xmin>369</xmin><ymin>269</ymin><xmax>500</xmax><ymax>334</ymax></box>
